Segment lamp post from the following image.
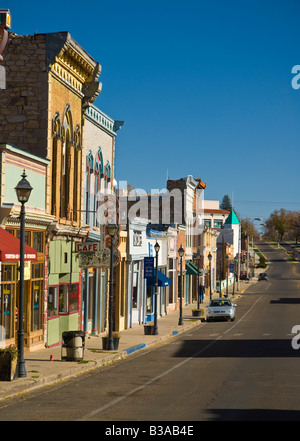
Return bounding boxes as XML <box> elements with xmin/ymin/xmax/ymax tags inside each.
<box><xmin>153</xmin><ymin>242</ymin><xmax>160</xmax><ymax>335</ymax></box>
<box><xmin>15</xmin><ymin>170</ymin><xmax>32</xmax><ymax>378</ymax></box>
<box><xmin>226</xmin><ymin>254</ymin><xmax>229</xmax><ymax>298</ymax></box>
<box><xmin>107</xmin><ymin>223</ymin><xmax>118</xmax><ymax>350</ymax></box>
<box><xmin>196</xmin><ymin>249</ymin><xmax>201</xmax><ymax>309</ymax></box>
<box><xmin>178</xmin><ymin>245</ymin><xmax>184</xmax><ymax>325</ymax></box>
<box><xmin>208</xmin><ymin>252</ymin><xmax>212</xmax><ymax>301</ymax></box>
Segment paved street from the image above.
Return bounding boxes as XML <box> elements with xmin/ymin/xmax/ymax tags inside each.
<box><xmin>0</xmin><ymin>242</ymin><xmax>300</xmax><ymax>422</ymax></box>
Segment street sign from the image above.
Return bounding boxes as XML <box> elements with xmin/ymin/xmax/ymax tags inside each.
<box><xmin>78</xmin><ymin>248</ymin><xmax>120</xmax><ymax>269</ymax></box>
<box><xmin>76</xmin><ymin>191</ymin><xmax>121</xmax><ymax>269</ymax></box>
<box><xmin>230</xmin><ymin>263</ymin><xmax>235</xmax><ymax>273</ymax></box>
<box><xmin>75</xmin><ymin>241</ymin><xmax>100</xmax><ymax>253</ymax></box>
<box><xmin>144</xmin><ymin>257</ymin><xmax>154</xmax><ymax>278</ymax></box>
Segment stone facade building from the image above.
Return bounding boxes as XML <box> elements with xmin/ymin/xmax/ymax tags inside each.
<box><xmin>0</xmin><ymin>31</ymin><xmax>102</xmax><ymax>348</ymax></box>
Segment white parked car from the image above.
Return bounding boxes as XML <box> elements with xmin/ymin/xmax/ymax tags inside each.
<box><xmin>206</xmin><ymin>298</ymin><xmax>236</xmax><ymax>322</ymax></box>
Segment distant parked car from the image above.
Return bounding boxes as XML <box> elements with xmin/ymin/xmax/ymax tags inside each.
<box><xmin>258</xmin><ymin>273</ymin><xmax>268</xmax><ymax>281</ymax></box>
<box><xmin>206</xmin><ymin>298</ymin><xmax>236</xmax><ymax>322</ymax></box>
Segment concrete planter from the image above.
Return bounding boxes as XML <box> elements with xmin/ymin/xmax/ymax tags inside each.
<box><xmin>102</xmin><ymin>336</ymin><xmax>120</xmax><ymax>351</ymax></box>
<box><xmin>192</xmin><ymin>309</ymin><xmax>205</xmax><ymax>320</ymax></box>
<box><xmin>144</xmin><ymin>325</ymin><xmax>156</xmax><ymax>335</ymax></box>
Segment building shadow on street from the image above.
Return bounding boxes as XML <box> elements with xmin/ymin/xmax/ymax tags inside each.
<box><xmin>173</xmin><ymin>338</ymin><xmax>298</xmax><ymax>358</ymax></box>
<box><xmin>202</xmin><ymin>408</ymin><xmax>300</xmax><ymax>421</ymax></box>
<box><xmin>270</xmin><ymin>298</ymin><xmax>300</xmax><ymax>304</ymax></box>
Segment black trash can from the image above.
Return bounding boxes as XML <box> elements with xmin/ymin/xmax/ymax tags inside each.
<box><xmin>61</xmin><ymin>331</ymin><xmax>85</xmax><ymax>361</ymax></box>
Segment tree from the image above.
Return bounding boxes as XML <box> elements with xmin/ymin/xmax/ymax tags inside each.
<box><xmin>240</xmin><ymin>218</ymin><xmax>260</xmax><ymax>239</ymax></box>
<box><xmin>220</xmin><ymin>195</ymin><xmax>232</xmax><ymax>212</ymax></box>
<box><xmin>287</xmin><ymin>211</ymin><xmax>300</xmax><ymax>244</ymax></box>
<box><xmin>265</xmin><ymin>209</ymin><xmax>290</xmax><ymax>242</ymax></box>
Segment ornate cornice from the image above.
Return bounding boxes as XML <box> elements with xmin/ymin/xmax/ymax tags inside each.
<box><xmin>46</xmin><ymin>32</ymin><xmax>102</xmax><ymax>107</ymax></box>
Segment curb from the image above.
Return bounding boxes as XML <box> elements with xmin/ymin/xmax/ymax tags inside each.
<box><xmin>0</xmin><ymin>320</ymin><xmax>202</xmax><ymax>401</ymax></box>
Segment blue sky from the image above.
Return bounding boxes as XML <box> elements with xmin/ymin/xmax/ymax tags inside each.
<box><xmin>7</xmin><ymin>0</ymin><xmax>300</xmax><ymax>224</ymax></box>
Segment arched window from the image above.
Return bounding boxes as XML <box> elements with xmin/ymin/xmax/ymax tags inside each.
<box><xmin>73</xmin><ymin>125</ymin><xmax>81</xmax><ymax>222</ymax></box>
<box><xmin>105</xmin><ymin>161</ymin><xmax>111</xmax><ymax>187</ymax></box>
<box><xmin>94</xmin><ymin>148</ymin><xmax>103</xmax><ymax>226</ymax></box>
<box><xmin>60</xmin><ymin>104</ymin><xmax>73</xmax><ymax>220</ymax></box>
<box><xmin>51</xmin><ymin>112</ymin><xmax>61</xmax><ymax>216</ymax></box>
<box><xmin>86</xmin><ymin>150</ymin><xmax>94</xmax><ymax>225</ymax></box>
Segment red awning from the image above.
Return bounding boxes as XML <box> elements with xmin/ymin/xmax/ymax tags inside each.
<box><xmin>0</xmin><ymin>227</ymin><xmax>38</xmax><ymax>262</ymax></box>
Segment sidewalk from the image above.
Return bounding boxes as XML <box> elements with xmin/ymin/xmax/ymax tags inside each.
<box><xmin>0</xmin><ymin>274</ymin><xmax>259</xmax><ymax>402</ymax></box>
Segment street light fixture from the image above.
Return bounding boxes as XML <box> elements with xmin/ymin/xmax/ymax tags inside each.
<box><xmin>226</xmin><ymin>254</ymin><xmax>229</xmax><ymax>297</ymax></box>
<box><xmin>15</xmin><ymin>170</ymin><xmax>33</xmax><ymax>378</ymax></box>
<box><xmin>195</xmin><ymin>249</ymin><xmax>201</xmax><ymax>308</ymax></box>
<box><xmin>178</xmin><ymin>245</ymin><xmax>185</xmax><ymax>325</ymax></box>
<box><xmin>107</xmin><ymin>223</ymin><xmax>118</xmax><ymax>350</ymax></box>
<box><xmin>153</xmin><ymin>242</ymin><xmax>160</xmax><ymax>335</ymax></box>
<box><xmin>208</xmin><ymin>252</ymin><xmax>212</xmax><ymax>301</ymax></box>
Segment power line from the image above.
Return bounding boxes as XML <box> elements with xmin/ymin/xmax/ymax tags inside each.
<box><xmin>236</xmin><ymin>200</ymin><xmax>300</xmax><ymax>206</ymax></box>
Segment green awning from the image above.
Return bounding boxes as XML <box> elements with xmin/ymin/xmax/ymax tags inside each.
<box><xmin>186</xmin><ymin>261</ymin><xmax>202</xmax><ymax>275</ymax></box>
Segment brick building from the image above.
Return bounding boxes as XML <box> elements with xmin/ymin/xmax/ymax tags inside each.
<box><xmin>0</xmin><ymin>31</ymin><xmax>102</xmax><ymax>348</ymax></box>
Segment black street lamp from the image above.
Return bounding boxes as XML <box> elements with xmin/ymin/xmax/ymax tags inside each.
<box><xmin>107</xmin><ymin>223</ymin><xmax>118</xmax><ymax>350</ymax></box>
<box><xmin>208</xmin><ymin>252</ymin><xmax>212</xmax><ymax>301</ymax></box>
<box><xmin>15</xmin><ymin>170</ymin><xmax>32</xmax><ymax>378</ymax></box>
<box><xmin>153</xmin><ymin>242</ymin><xmax>160</xmax><ymax>335</ymax></box>
<box><xmin>178</xmin><ymin>245</ymin><xmax>184</xmax><ymax>325</ymax></box>
<box><xmin>226</xmin><ymin>254</ymin><xmax>229</xmax><ymax>298</ymax></box>
<box><xmin>195</xmin><ymin>249</ymin><xmax>201</xmax><ymax>308</ymax></box>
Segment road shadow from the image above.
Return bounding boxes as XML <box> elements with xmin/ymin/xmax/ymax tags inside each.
<box><xmin>173</xmin><ymin>339</ymin><xmax>298</xmax><ymax>358</ymax></box>
<box><xmin>270</xmin><ymin>298</ymin><xmax>300</xmax><ymax>304</ymax></box>
<box><xmin>267</xmin><ymin>258</ymin><xmax>288</xmax><ymax>263</ymax></box>
<box><xmin>203</xmin><ymin>408</ymin><xmax>300</xmax><ymax>421</ymax></box>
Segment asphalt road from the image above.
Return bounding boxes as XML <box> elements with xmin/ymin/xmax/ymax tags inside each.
<box><xmin>1</xmin><ymin>242</ymin><xmax>300</xmax><ymax>423</ymax></box>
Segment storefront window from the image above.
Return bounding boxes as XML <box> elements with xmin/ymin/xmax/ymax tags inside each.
<box><xmin>16</xmin><ymin>230</ymin><xmax>30</xmax><ymax>245</ymax></box>
<box><xmin>0</xmin><ymin>264</ymin><xmax>17</xmax><ymax>340</ymax></box>
<box><xmin>31</xmin><ymin>280</ymin><xmax>43</xmax><ymax>332</ymax></box>
<box><xmin>30</xmin><ymin>263</ymin><xmax>44</xmax><ymax>332</ymax></box>
<box><xmin>146</xmin><ymin>285</ymin><xmax>153</xmax><ymax>314</ymax></box>
<box><xmin>168</xmin><ymin>258</ymin><xmax>176</xmax><ymax>304</ymax></box>
<box><xmin>33</xmin><ymin>231</ymin><xmax>44</xmax><ymax>253</ymax></box>
<box><xmin>69</xmin><ymin>283</ymin><xmax>79</xmax><ymax>313</ymax></box>
<box><xmin>2</xmin><ymin>264</ymin><xmax>16</xmax><ymax>282</ymax></box>
<box><xmin>48</xmin><ymin>286</ymin><xmax>59</xmax><ymax>318</ymax></box>
<box><xmin>33</xmin><ymin>262</ymin><xmax>43</xmax><ymax>279</ymax></box>
<box><xmin>132</xmin><ymin>263</ymin><xmax>139</xmax><ymax>309</ymax></box>
<box><xmin>13</xmin><ymin>229</ymin><xmax>45</xmax><ymax>253</ymax></box>
<box><xmin>59</xmin><ymin>284</ymin><xmax>69</xmax><ymax>313</ymax></box>
<box><xmin>1</xmin><ymin>284</ymin><xmax>14</xmax><ymax>339</ymax></box>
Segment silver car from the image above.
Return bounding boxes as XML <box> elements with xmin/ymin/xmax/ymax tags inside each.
<box><xmin>206</xmin><ymin>298</ymin><xmax>236</xmax><ymax>322</ymax></box>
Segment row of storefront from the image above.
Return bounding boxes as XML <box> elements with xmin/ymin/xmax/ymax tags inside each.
<box><xmin>0</xmin><ymin>144</ymin><xmax>213</xmax><ymax>352</ymax></box>
<box><xmin>80</xmin><ymin>217</ymin><xmax>209</xmax><ymax>346</ymax></box>
<box><xmin>0</xmin><ymin>216</ymin><xmax>203</xmax><ymax>351</ymax></box>
<box><xmin>0</xmin><ymin>30</ymin><xmax>213</xmax><ymax>353</ymax></box>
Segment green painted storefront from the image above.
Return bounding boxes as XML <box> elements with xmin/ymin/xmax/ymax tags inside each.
<box><xmin>47</xmin><ymin>238</ymin><xmax>81</xmax><ymax>347</ymax></box>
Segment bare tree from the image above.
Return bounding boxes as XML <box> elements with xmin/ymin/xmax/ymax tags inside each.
<box><xmin>287</xmin><ymin>211</ymin><xmax>300</xmax><ymax>244</ymax></box>
<box><xmin>265</xmin><ymin>209</ymin><xmax>290</xmax><ymax>242</ymax></box>
<box><xmin>240</xmin><ymin>218</ymin><xmax>260</xmax><ymax>239</ymax></box>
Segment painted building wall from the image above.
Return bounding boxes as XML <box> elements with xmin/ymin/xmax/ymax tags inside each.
<box><xmin>0</xmin><ymin>144</ymin><xmax>50</xmax><ymax>350</ymax></box>
<box><xmin>83</xmin><ymin>105</ymin><xmax>116</xmax><ymax>229</ymax></box>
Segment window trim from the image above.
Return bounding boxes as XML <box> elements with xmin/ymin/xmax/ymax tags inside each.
<box><xmin>48</xmin><ymin>284</ymin><xmax>59</xmax><ymax>319</ymax></box>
